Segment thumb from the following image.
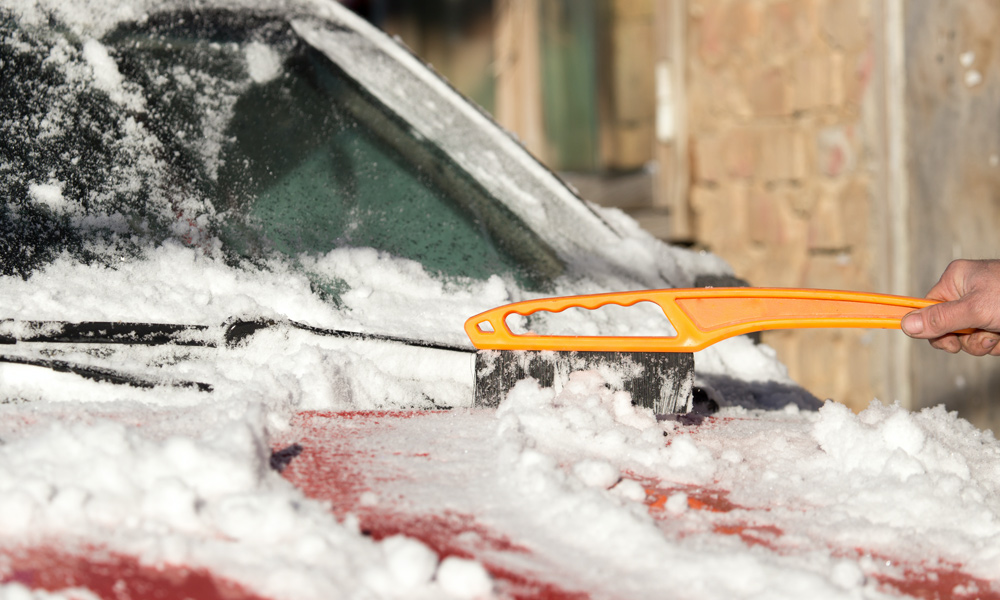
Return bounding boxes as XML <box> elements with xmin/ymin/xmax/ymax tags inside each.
<box><xmin>901</xmin><ymin>299</ymin><xmax>976</xmax><ymax>339</ymax></box>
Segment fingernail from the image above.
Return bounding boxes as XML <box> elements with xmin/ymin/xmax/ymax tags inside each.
<box><xmin>985</xmin><ymin>337</ymin><xmax>998</xmax><ymax>350</ymax></box>
<box><xmin>902</xmin><ymin>313</ymin><xmax>924</xmax><ymax>335</ymax></box>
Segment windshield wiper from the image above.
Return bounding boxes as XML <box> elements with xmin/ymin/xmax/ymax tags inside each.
<box><xmin>0</xmin><ymin>320</ymin><xmax>215</xmax><ymax>347</ymax></box>
<box><xmin>0</xmin><ymin>354</ymin><xmax>213</xmax><ymax>392</ymax></box>
<box><xmin>224</xmin><ymin>319</ymin><xmax>474</xmax><ymax>353</ymax></box>
<box><xmin>0</xmin><ymin>318</ymin><xmax>473</xmax><ymax>391</ymax></box>
<box><xmin>1</xmin><ymin>318</ymin><xmax>474</xmax><ymax>353</ymax></box>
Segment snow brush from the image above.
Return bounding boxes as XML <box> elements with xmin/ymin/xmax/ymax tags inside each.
<box><xmin>464</xmin><ymin>288</ymin><xmax>965</xmax><ymax>353</ymax></box>
<box><xmin>465</xmin><ymin>288</ymin><xmax>966</xmax><ymax>414</ymax></box>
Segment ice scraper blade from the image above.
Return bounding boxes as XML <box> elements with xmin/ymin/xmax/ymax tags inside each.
<box><xmin>465</xmin><ymin>287</ymin><xmax>965</xmax><ymax>353</ymax></box>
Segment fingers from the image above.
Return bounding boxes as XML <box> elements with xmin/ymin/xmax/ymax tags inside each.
<box><xmin>959</xmin><ymin>331</ymin><xmax>1000</xmax><ymax>356</ymax></box>
<box><xmin>900</xmin><ymin>311</ymin><xmax>925</xmax><ymax>337</ymax></box>
<box><xmin>907</xmin><ymin>259</ymin><xmax>1000</xmax><ymax>356</ymax></box>
<box><xmin>928</xmin><ymin>333</ymin><xmax>961</xmax><ymax>353</ymax></box>
<box><xmin>901</xmin><ymin>299</ymin><xmax>979</xmax><ymax>339</ymax></box>
<box><xmin>927</xmin><ymin>331</ymin><xmax>1000</xmax><ymax>356</ymax></box>
<box><xmin>962</xmin><ymin>331</ymin><xmax>1000</xmax><ymax>356</ymax></box>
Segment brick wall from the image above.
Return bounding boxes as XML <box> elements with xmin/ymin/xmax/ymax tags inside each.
<box><xmin>686</xmin><ymin>0</ymin><xmax>881</xmax><ymax>409</ymax></box>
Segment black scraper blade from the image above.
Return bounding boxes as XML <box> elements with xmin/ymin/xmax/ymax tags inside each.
<box><xmin>473</xmin><ymin>349</ymin><xmax>694</xmax><ymax>414</ymax></box>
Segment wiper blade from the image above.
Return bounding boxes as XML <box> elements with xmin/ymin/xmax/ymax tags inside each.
<box><xmin>1</xmin><ymin>318</ymin><xmax>475</xmax><ymax>353</ymax></box>
<box><xmin>0</xmin><ymin>320</ymin><xmax>215</xmax><ymax>347</ymax></box>
<box><xmin>0</xmin><ymin>354</ymin><xmax>213</xmax><ymax>392</ymax></box>
<box><xmin>0</xmin><ymin>317</ymin><xmax>470</xmax><ymax>393</ymax></box>
<box><xmin>227</xmin><ymin>319</ymin><xmax>474</xmax><ymax>353</ymax></box>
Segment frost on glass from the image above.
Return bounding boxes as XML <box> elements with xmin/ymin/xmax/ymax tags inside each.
<box><xmin>1</xmin><ymin>9</ymin><xmax>563</xmax><ymax>291</ymax></box>
<box><xmin>1</xmin><ymin>10</ymin><xmax>175</xmax><ymax>276</ymax></box>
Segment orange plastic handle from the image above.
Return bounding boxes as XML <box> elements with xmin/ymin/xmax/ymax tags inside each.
<box><xmin>464</xmin><ymin>288</ymin><xmax>961</xmax><ymax>353</ymax></box>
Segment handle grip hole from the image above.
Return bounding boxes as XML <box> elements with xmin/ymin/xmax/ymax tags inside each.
<box><xmin>504</xmin><ymin>301</ymin><xmax>677</xmax><ymax>337</ymax></box>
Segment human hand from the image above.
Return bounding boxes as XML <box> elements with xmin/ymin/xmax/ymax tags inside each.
<box><xmin>901</xmin><ymin>259</ymin><xmax>1000</xmax><ymax>355</ymax></box>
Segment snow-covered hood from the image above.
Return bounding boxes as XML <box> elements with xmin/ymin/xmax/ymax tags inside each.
<box><xmin>4</xmin><ymin>3</ymin><xmax>1000</xmax><ymax>599</ymax></box>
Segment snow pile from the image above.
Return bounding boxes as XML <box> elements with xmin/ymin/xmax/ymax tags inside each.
<box><xmin>497</xmin><ymin>372</ymin><xmax>714</xmax><ymax>483</ymax></box>
<box><xmin>0</xmin><ymin>405</ymin><xmax>495</xmax><ymax>599</ymax></box>
<box><xmin>0</xmin><ymin>245</ymin><xmax>489</xmax><ymax>411</ymax></box>
<box><xmin>0</xmin><ymin>245</ymin><xmax>328</xmax><ymax>325</ymax></box>
<box><xmin>808</xmin><ymin>402</ymin><xmax>1000</xmax><ymax>571</ymax></box>
<box><xmin>686</xmin><ymin>400</ymin><xmax>1000</xmax><ymax>585</ymax></box>
<box><xmin>0</xmin><ymin>242</ymin><xmax>788</xmax><ymax>413</ymax></box>
<box><xmin>490</xmin><ymin>373</ymin><xmax>857</xmax><ymax>598</ymax></box>
<box><xmin>0</xmin><ymin>411</ymin><xmax>280</xmax><ymax>541</ymax></box>
<box><xmin>489</xmin><ymin>374</ymin><xmax>1000</xmax><ymax>596</ymax></box>
<box><xmin>695</xmin><ymin>335</ymin><xmax>796</xmax><ymax>384</ymax></box>
<box><xmin>4</xmin><ymin>342</ymin><xmax>1000</xmax><ymax>597</ymax></box>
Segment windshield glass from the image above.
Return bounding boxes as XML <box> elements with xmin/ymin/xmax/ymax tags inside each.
<box><xmin>1</xmin><ymin>9</ymin><xmax>563</xmax><ymax>290</ymax></box>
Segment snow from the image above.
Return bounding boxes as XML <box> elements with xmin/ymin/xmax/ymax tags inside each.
<box><xmin>81</xmin><ymin>39</ymin><xmax>140</xmax><ymax>110</ymax></box>
<box><xmin>4</xmin><ymin>247</ymin><xmax>1000</xmax><ymax>597</ymax></box>
<box><xmin>0</xmin><ymin>403</ymin><xmax>493</xmax><ymax>599</ymax></box>
<box><xmin>2</xmin><ymin>0</ymin><xmax>1000</xmax><ymax>598</ymax></box>
<box><xmin>244</xmin><ymin>42</ymin><xmax>283</xmax><ymax>84</ymax></box>
<box><xmin>436</xmin><ymin>558</ymin><xmax>494</xmax><ymax>598</ymax></box>
<box><xmin>488</xmin><ymin>375</ymin><xmax>1000</xmax><ymax>596</ymax></box>
<box><xmin>26</xmin><ymin>182</ymin><xmax>68</xmax><ymax>214</ymax></box>
<box><xmin>0</xmin><ymin>584</ymin><xmax>99</xmax><ymax>600</ymax></box>
<box><xmin>380</xmin><ymin>536</ymin><xmax>439</xmax><ymax>589</ymax></box>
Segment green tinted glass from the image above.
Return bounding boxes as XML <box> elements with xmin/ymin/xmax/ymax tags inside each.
<box><xmin>110</xmin><ymin>13</ymin><xmax>563</xmax><ymax>289</ymax></box>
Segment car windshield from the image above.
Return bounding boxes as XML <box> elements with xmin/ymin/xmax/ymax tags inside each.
<box><xmin>0</xmin><ymin>9</ymin><xmax>563</xmax><ymax>290</ymax></box>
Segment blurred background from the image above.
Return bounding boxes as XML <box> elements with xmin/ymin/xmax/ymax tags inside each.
<box><xmin>341</xmin><ymin>0</ymin><xmax>1000</xmax><ymax>431</ymax></box>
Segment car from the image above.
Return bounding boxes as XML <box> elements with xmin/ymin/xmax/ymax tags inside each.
<box><xmin>1</xmin><ymin>1</ymin><xmax>998</xmax><ymax>599</ymax></box>
<box><xmin>0</xmin><ymin>0</ymin><xmax>789</xmax><ymax>413</ymax></box>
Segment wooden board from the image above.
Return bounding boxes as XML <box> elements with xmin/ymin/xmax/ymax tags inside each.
<box><xmin>903</xmin><ymin>1</ymin><xmax>1000</xmax><ymax>429</ymax></box>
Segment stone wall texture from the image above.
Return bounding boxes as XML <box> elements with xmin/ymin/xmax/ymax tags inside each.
<box><xmin>686</xmin><ymin>0</ymin><xmax>880</xmax><ymax>409</ymax></box>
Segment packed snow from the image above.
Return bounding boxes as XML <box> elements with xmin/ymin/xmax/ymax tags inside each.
<box><xmin>2</xmin><ymin>0</ymin><xmax>1000</xmax><ymax>598</ymax></box>
<box><xmin>4</xmin><ymin>350</ymin><xmax>1000</xmax><ymax>598</ymax></box>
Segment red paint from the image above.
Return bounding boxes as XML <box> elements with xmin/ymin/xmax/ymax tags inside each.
<box><xmin>15</xmin><ymin>410</ymin><xmax>990</xmax><ymax>599</ymax></box>
<box><xmin>636</xmin><ymin>470</ymin><xmax>997</xmax><ymax>596</ymax></box>
<box><xmin>685</xmin><ymin>490</ymin><xmax>740</xmax><ymax>513</ymax></box>
<box><xmin>639</xmin><ymin>475</ymin><xmax>743</xmax><ymax>514</ymax></box>
<box><xmin>840</xmin><ymin>551</ymin><xmax>1000</xmax><ymax>600</ymax></box>
<box><xmin>277</xmin><ymin>410</ymin><xmax>587</xmax><ymax>600</ymax></box>
<box><xmin>303</xmin><ymin>410</ymin><xmax>434</xmax><ymax>421</ymax></box>
<box><xmin>871</xmin><ymin>564</ymin><xmax>1000</xmax><ymax>600</ymax></box>
<box><xmin>350</xmin><ymin>507</ymin><xmax>531</xmax><ymax>557</ymax></box>
<box><xmin>711</xmin><ymin>524</ymin><xmax>783</xmax><ymax>550</ymax></box>
<box><xmin>277</xmin><ymin>412</ymin><xmax>1000</xmax><ymax>599</ymax></box>
<box><xmin>1</xmin><ymin>546</ymin><xmax>268</xmax><ymax>600</ymax></box>
<box><xmin>639</xmin><ymin>476</ymin><xmax>784</xmax><ymax>551</ymax></box>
